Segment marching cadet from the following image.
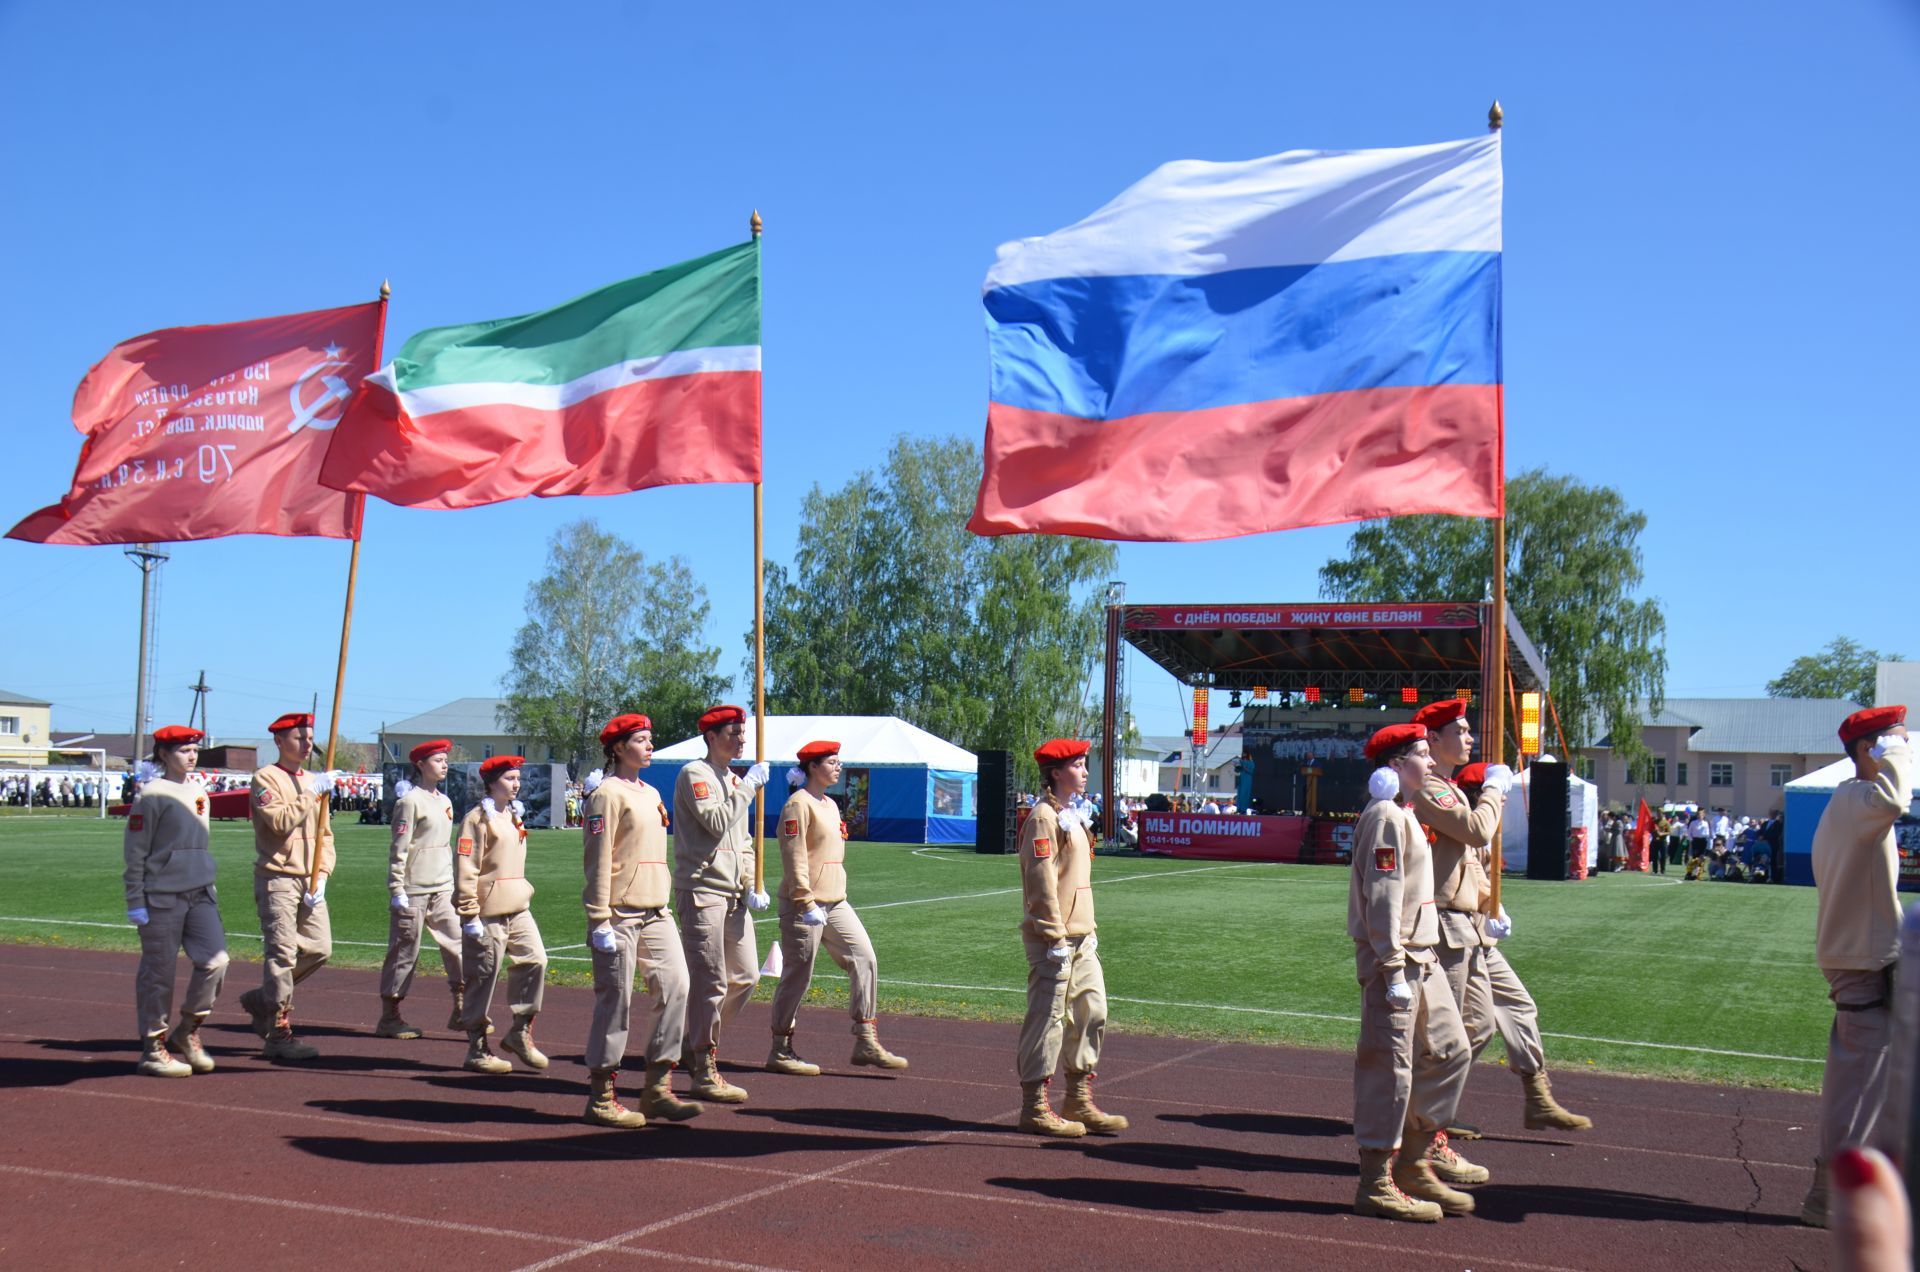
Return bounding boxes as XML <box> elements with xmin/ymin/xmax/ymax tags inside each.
<box><xmin>1800</xmin><ymin>705</ymin><xmax>1911</xmax><ymax>1228</ymax></box>
<box><xmin>1015</xmin><ymin>738</ymin><xmax>1126</xmax><ymax>1138</ymax></box>
<box><xmin>1410</xmin><ymin>699</ymin><xmax>1592</xmax><ymax>1136</ymax></box>
<box><xmin>766</xmin><ymin>740</ymin><xmax>908</xmax><ymax>1076</ymax></box>
<box><xmin>673</xmin><ymin>705</ymin><xmax>770</xmax><ymax>1104</ymax></box>
<box><xmin>581</xmin><ymin>713</ymin><xmax>703</xmax><ymax>1128</ymax></box>
<box><xmin>237</xmin><ymin>712</ymin><xmax>335</xmax><ymax>1062</ymax></box>
<box><xmin>375</xmin><ymin>739</ymin><xmax>465</xmax><ymax>1038</ymax></box>
<box><xmin>1349</xmin><ymin>722</ymin><xmax>1483</xmax><ymax>1223</ymax></box>
<box><xmin>123</xmin><ymin>725</ymin><xmax>229</xmax><ymax>1077</ymax></box>
<box><xmin>454</xmin><ymin>755</ymin><xmax>549</xmax><ymax>1074</ymax></box>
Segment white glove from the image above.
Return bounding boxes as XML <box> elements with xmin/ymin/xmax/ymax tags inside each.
<box><xmin>1482</xmin><ymin>763</ymin><xmax>1516</xmax><ymax>795</ymax></box>
<box><xmin>390</xmin><ymin>893</ymin><xmax>412</xmax><ymax>912</ymax></box>
<box><xmin>743</xmin><ymin>761</ymin><xmax>771</xmax><ymax>789</ymax></box>
<box><xmin>1367</xmin><ymin>767</ymin><xmax>1400</xmax><ymax>801</ymax></box>
<box><xmin>303</xmin><ymin>877</ymin><xmax>327</xmax><ymax>908</ymax></box>
<box><xmin>1385</xmin><ymin>976</ymin><xmax>1416</xmax><ymax>1009</ymax></box>
<box><xmin>746</xmin><ymin>889</ymin><xmax>770</xmax><ymax>912</ymax></box>
<box><xmin>800</xmin><ymin>904</ymin><xmax>827</xmax><ymax>927</ymax></box>
<box><xmin>392</xmin><ymin>778</ymin><xmax>413</xmax><ymax>799</ymax></box>
<box><xmin>1046</xmin><ymin>941</ymin><xmax>1071</xmax><ymax>964</ymax></box>
<box><xmin>126</xmin><ymin>907</ymin><xmax>149</xmax><ymax>926</ymax></box>
<box><xmin>463</xmin><ymin>918</ymin><xmax>485</xmax><ymax>938</ymax></box>
<box><xmin>589</xmin><ymin>923</ymin><xmax>618</xmax><ymax>953</ymax></box>
<box><xmin>307</xmin><ymin>773</ymin><xmax>332</xmax><ymax>797</ymax></box>
<box><xmin>1870</xmin><ymin>732</ymin><xmax>1908</xmax><ymax>760</ymax></box>
<box><xmin>1485</xmin><ymin>907</ymin><xmax>1513</xmax><ymax>940</ymax></box>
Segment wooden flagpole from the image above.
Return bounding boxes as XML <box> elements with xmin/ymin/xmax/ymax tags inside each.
<box><xmin>750</xmin><ymin>211</ymin><xmax>767</xmax><ymax>895</ymax></box>
<box><xmin>309</xmin><ymin>279</ymin><xmax>390</xmax><ymax>897</ymax></box>
<box><xmin>1486</xmin><ymin>100</ymin><xmax>1508</xmax><ymax>915</ymax></box>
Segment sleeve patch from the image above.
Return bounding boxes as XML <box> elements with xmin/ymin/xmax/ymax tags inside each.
<box><xmin>393</xmin><ymin>820</ymin><xmax>409</xmax><ymax>837</ymax></box>
<box><xmin>256</xmin><ymin>788</ymin><xmax>275</xmax><ymax>806</ymax></box>
<box><xmin>1374</xmin><ymin>846</ymin><xmax>1398</xmax><ymax>872</ymax></box>
<box><xmin>1432</xmin><ymin>791</ymin><xmax>1458</xmax><ymax>809</ymax></box>
<box><xmin>457</xmin><ymin>837</ymin><xmax>474</xmax><ymax>856</ymax></box>
<box><xmin>1032</xmin><ymin>838</ymin><xmax>1053</xmax><ymax>859</ymax></box>
<box><xmin>691</xmin><ymin>781</ymin><xmax>711</xmax><ymax>799</ymax></box>
<box><xmin>587</xmin><ymin>814</ymin><xmax>605</xmax><ymax>835</ymax></box>
<box><xmin>129</xmin><ymin>814</ymin><xmax>144</xmax><ymax>831</ymax></box>
<box><xmin>784</xmin><ymin>818</ymin><xmax>798</xmax><ymax>836</ymax></box>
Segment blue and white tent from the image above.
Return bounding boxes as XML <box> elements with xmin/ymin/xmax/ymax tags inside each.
<box><xmin>1781</xmin><ymin>756</ymin><xmax>1920</xmax><ymax>888</ymax></box>
<box><xmin>648</xmin><ymin>715</ymin><xmax>978</xmax><ymax>845</ymax></box>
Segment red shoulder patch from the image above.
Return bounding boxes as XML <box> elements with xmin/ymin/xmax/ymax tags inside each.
<box><xmin>691</xmin><ymin>781</ymin><xmax>711</xmax><ymax>800</ymax></box>
<box><xmin>1374</xmin><ymin>846</ymin><xmax>1398</xmax><ymax>872</ymax></box>
<box><xmin>1033</xmin><ymin>838</ymin><xmax>1053</xmax><ymax>859</ymax></box>
<box><xmin>1431</xmin><ymin>790</ymin><xmax>1458</xmax><ymax>810</ymax></box>
<box><xmin>129</xmin><ymin>814</ymin><xmax>144</xmax><ymax>831</ymax></box>
<box><xmin>587</xmin><ymin>814</ymin><xmax>605</xmax><ymax>835</ymax></box>
<box><xmin>784</xmin><ymin>818</ymin><xmax>798</xmax><ymax>837</ymax></box>
<box><xmin>255</xmin><ymin>788</ymin><xmax>275</xmax><ymax>806</ymax></box>
<box><xmin>457</xmin><ymin>836</ymin><xmax>474</xmax><ymax>856</ymax></box>
<box><xmin>393</xmin><ymin>820</ymin><xmax>409</xmax><ymax>837</ymax></box>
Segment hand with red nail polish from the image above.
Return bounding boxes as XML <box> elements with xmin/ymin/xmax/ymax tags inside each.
<box><xmin>1830</xmin><ymin>1147</ymin><xmax>1910</xmax><ymax>1272</ymax></box>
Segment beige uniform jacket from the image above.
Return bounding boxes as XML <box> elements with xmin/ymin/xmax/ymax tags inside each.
<box><xmin>1411</xmin><ymin>774</ymin><xmax>1506</xmax><ymax>949</ymax></box>
<box><xmin>1019</xmin><ymin>797</ymin><xmax>1096</xmax><ymax>942</ymax></box>
<box><xmin>454</xmin><ymin>804</ymin><xmax>534</xmax><ymax>919</ymax></box>
<box><xmin>1348</xmin><ymin>797</ymin><xmax>1439</xmax><ymax>978</ymax></box>
<box><xmin>123</xmin><ymin>778</ymin><xmax>216</xmax><ymax>908</ymax></box>
<box><xmin>672</xmin><ymin>758</ymin><xmax>753</xmax><ymax>895</ymax></box>
<box><xmin>250</xmin><ymin>763</ymin><xmax>336</xmax><ymax>881</ymax></box>
<box><xmin>1813</xmin><ymin>739</ymin><xmax>1914</xmax><ymax>972</ymax></box>
<box><xmin>582</xmin><ymin>776</ymin><xmax>673</xmax><ymax>920</ymax></box>
<box><xmin>778</xmin><ymin>791</ymin><xmax>848</xmax><ymax>907</ymax></box>
<box><xmin>388</xmin><ymin>787</ymin><xmax>455</xmax><ymax>897</ymax></box>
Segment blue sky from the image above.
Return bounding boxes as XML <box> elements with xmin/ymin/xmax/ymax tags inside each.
<box><xmin>2</xmin><ymin>1</ymin><xmax>1915</xmax><ymax>750</ymax></box>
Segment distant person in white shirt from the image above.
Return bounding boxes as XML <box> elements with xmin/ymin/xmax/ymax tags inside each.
<box><xmin>1202</xmin><ymin>797</ymin><xmax>1221</xmax><ymax>814</ymax></box>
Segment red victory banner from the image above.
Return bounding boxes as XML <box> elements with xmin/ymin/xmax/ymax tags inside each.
<box><xmin>8</xmin><ymin>301</ymin><xmax>385</xmax><ymax>545</ymax></box>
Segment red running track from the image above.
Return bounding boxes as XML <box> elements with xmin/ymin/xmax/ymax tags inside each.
<box><xmin>0</xmin><ymin>945</ymin><xmax>1829</xmax><ymax>1271</ymax></box>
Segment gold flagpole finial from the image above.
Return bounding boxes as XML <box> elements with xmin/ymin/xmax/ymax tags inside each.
<box><xmin>1488</xmin><ymin>101</ymin><xmax>1504</xmax><ymax>131</ymax></box>
<box><xmin>379</xmin><ymin>278</ymin><xmax>391</xmax><ymax>300</ymax></box>
<box><xmin>751</xmin><ymin>209</ymin><xmax>763</xmax><ymax>238</ymax></box>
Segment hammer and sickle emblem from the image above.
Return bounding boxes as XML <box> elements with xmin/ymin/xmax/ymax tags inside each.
<box><xmin>288</xmin><ymin>360</ymin><xmax>354</xmax><ymax>433</ymax></box>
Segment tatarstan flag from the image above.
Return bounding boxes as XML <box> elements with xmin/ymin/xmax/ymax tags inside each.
<box><xmin>321</xmin><ymin>241</ymin><xmax>761</xmax><ymax>509</ymax></box>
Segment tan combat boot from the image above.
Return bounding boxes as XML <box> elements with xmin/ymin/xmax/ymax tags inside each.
<box><xmin>500</xmin><ymin>1017</ymin><xmax>549</xmax><ymax>1071</ymax></box>
<box><xmin>688</xmin><ymin>1047</ymin><xmax>749</xmax><ymax>1103</ymax></box>
<box><xmin>375</xmin><ymin>997</ymin><xmax>422</xmax><ymax>1040</ymax></box>
<box><xmin>1427</xmin><ymin>1131</ymin><xmax>1490</xmax><ymax>1186</ymax></box>
<box><xmin>1520</xmin><ymin>1071</ymin><xmax>1592</xmax><ymax>1131</ymax></box>
<box><xmin>641</xmin><ymin>1061</ymin><xmax>704</xmax><ymax>1122</ymax></box>
<box><xmin>1354</xmin><ymin>1148</ymin><xmax>1443</xmax><ymax>1223</ymax></box>
<box><xmin>238</xmin><ymin>987</ymin><xmax>276</xmax><ymax>1040</ymax></box>
<box><xmin>463</xmin><ymin>1029</ymin><xmax>512</xmax><ymax>1074</ymax></box>
<box><xmin>447</xmin><ymin>991</ymin><xmax>465</xmax><ymax>1033</ymax></box>
<box><xmin>1392</xmin><ymin>1129</ymin><xmax>1477</xmax><ymax>1214</ymax></box>
<box><xmin>850</xmin><ymin>1020</ymin><xmax>908</xmax><ymax>1070</ymax></box>
<box><xmin>137</xmin><ymin>1035</ymin><xmax>191</xmax><ymax>1078</ymax></box>
<box><xmin>1018</xmin><ymin>1079</ymin><xmax>1087</xmax><ymax>1138</ymax></box>
<box><xmin>261</xmin><ymin>1010</ymin><xmax>319</xmax><ymax>1062</ymax></box>
<box><xmin>584</xmin><ymin>1068</ymin><xmax>646</xmax><ymax>1128</ymax></box>
<box><xmin>1799</xmin><ymin>1162</ymin><xmax>1828</xmax><ymax>1228</ymax></box>
<box><xmin>766</xmin><ymin>1032</ymin><xmax>821</xmax><ymax>1076</ymax></box>
<box><xmin>167</xmin><ymin>1016</ymin><xmax>215</xmax><ymax>1074</ymax></box>
<box><xmin>1061</xmin><ymin>1070</ymin><xmax>1129</xmax><ymax>1135</ymax></box>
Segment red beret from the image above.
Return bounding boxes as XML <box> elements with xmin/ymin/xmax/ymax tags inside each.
<box><xmin>599</xmin><ymin>714</ymin><xmax>652</xmax><ymax>746</ymax></box>
<box><xmin>1034</xmin><ymin>738</ymin><xmax>1091</xmax><ymax>768</ymax></box>
<box><xmin>479</xmin><ymin>755</ymin><xmax>524</xmax><ymax>781</ymax></box>
<box><xmin>1364</xmin><ymin>723</ymin><xmax>1427</xmax><ymax>762</ymax></box>
<box><xmin>1840</xmin><ymin>705</ymin><xmax>1907</xmax><ymax>746</ymax></box>
<box><xmin>796</xmin><ymin>740</ymin><xmax>840</xmax><ymax>763</ymax></box>
<box><xmin>268</xmin><ymin>712</ymin><xmax>313</xmax><ymax>733</ymax></box>
<box><xmin>698</xmin><ymin>705</ymin><xmax>746</xmax><ymax>733</ymax></box>
<box><xmin>409</xmin><ymin>739</ymin><xmax>451</xmax><ymax>763</ymax></box>
<box><xmin>153</xmin><ymin>725</ymin><xmax>203</xmax><ymax>746</ymax></box>
<box><xmin>1454</xmin><ymin>762</ymin><xmax>1488</xmax><ymax>790</ymax></box>
<box><xmin>1412</xmin><ymin>698</ymin><xmax>1469</xmax><ymax>731</ymax></box>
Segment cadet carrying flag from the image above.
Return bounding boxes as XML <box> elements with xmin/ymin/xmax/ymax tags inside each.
<box><xmin>320</xmin><ymin>241</ymin><xmax>761</xmax><ymax>509</ymax></box>
<box><xmin>970</xmin><ymin>135</ymin><xmax>1505</xmax><ymax>542</ymax></box>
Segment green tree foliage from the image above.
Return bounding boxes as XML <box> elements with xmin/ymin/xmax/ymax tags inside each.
<box><xmin>502</xmin><ymin>519</ymin><xmax>727</xmax><ymax>773</ymax></box>
<box><xmin>760</xmin><ymin>436</ymin><xmax>1117</xmax><ymax>786</ymax></box>
<box><xmin>1317</xmin><ymin>469</ymin><xmax>1667</xmax><ymax>766</ymax></box>
<box><xmin>1766</xmin><ymin>637</ymin><xmax>1900</xmax><ymax>705</ymax></box>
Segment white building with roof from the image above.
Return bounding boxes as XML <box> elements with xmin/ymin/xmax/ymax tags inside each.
<box><xmin>379</xmin><ymin>698</ymin><xmax>545</xmax><ymax>765</ymax></box>
<box><xmin>1580</xmin><ymin>697</ymin><xmax>1861</xmax><ymax>816</ymax></box>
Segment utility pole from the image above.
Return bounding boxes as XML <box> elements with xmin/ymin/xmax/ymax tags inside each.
<box><xmin>124</xmin><ymin>543</ymin><xmax>169</xmax><ymax>764</ymax></box>
<box><xmin>187</xmin><ymin>669</ymin><xmax>211</xmax><ymax>744</ymax></box>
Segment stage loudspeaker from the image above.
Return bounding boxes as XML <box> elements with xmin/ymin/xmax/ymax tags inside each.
<box><xmin>1524</xmin><ymin>759</ymin><xmax>1571</xmax><ymax>881</ymax></box>
<box><xmin>975</xmin><ymin>749</ymin><xmax>1016</xmax><ymax>853</ymax></box>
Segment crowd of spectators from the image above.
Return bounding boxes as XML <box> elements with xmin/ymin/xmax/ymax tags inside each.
<box><xmin>1597</xmin><ymin>805</ymin><xmax>1785</xmax><ymax>883</ymax></box>
<box><xmin>0</xmin><ymin>774</ymin><xmax>110</xmax><ymax>807</ymax></box>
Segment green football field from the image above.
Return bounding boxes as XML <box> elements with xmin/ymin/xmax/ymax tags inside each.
<box><xmin>0</xmin><ymin>813</ymin><xmax>1832</xmax><ymax>1090</ymax></box>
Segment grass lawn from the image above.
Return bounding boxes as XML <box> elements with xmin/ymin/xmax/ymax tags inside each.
<box><xmin>0</xmin><ymin>815</ymin><xmax>1831</xmax><ymax>1090</ymax></box>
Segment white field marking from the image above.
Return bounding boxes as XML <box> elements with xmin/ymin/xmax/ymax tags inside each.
<box><xmin>0</xmin><ymin>915</ymin><xmax>388</xmax><ymax>949</ymax></box>
<box><xmin>545</xmin><ymin>942</ymin><xmax>586</xmax><ymax>952</ymax></box>
<box><xmin>508</xmin><ymin>1039</ymin><xmax>1226</xmax><ymax>1272</ymax></box>
<box><xmin>750</xmin><ymin>861</ymin><xmax>1262</xmax><ymax>925</ymax></box>
<box><xmin>910</xmin><ymin>846</ymin><xmax>960</xmax><ymax>861</ymax></box>
<box><xmin>0</xmin><ymin>1163</ymin><xmax>798</xmax><ymax>1271</ymax></box>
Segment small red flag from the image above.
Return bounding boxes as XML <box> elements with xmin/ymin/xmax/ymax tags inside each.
<box><xmin>1631</xmin><ymin>798</ymin><xmax>1655</xmax><ymax>872</ymax></box>
<box><xmin>7</xmin><ymin>302</ymin><xmax>384</xmax><ymax>546</ymax></box>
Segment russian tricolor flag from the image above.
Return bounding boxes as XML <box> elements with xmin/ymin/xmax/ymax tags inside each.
<box><xmin>969</xmin><ymin>134</ymin><xmax>1504</xmax><ymax>541</ymax></box>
